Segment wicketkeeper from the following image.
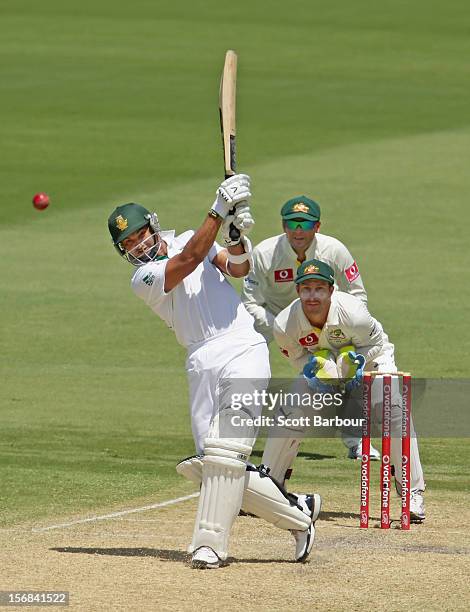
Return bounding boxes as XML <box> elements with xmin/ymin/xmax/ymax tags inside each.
<box><xmin>241</xmin><ymin>196</ymin><xmax>380</xmax><ymax>460</ymax></box>
<box><xmin>107</xmin><ymin>175</ymin><xmax>321</xmax><ymax>569</ymax></box>
<box><xmin>261</xmin><ymin>258</ymin><xmax>426</xmax><ymax>522</ymax></box>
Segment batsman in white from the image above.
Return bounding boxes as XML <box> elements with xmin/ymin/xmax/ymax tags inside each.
<box><xmin>107</xmin><ymin>175</ymin><xmax>321</xmax><ymax>569</ymax></box>
<box><xmin>262</xmin><ymin>257</ymin><xmax>426</xmax><ymax>522</ymax></box>
<box><xmin>241</xmin><ymin>196</ymin><xmax>380</xmax><ymax>461</ymax></box>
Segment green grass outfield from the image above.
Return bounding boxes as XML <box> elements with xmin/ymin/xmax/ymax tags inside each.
<box><xmin>1</xmin><ymin>0</ymin><xmax>469</xmax><ymax>527</ymax></box>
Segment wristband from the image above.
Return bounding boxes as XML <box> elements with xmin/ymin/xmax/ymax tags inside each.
<box><xmin>227</xmin><ymin>251</ymin><xmax>250</xmax><ymax>264</ymax></box>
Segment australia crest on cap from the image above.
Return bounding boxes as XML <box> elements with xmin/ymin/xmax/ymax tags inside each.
<box><xmin>115</xmin><ymin>215</ymin><xmax>128</xmax><ymax>231</ymax></box>
<box><xmin>304</xmin><ymin>264</ymin><xmax>320</xmax><ymax>274</ymax></box>
<box><xmin>292</xmin><ymin>202</ymin><xmax>310</xmax><ymax>213</ymax></box>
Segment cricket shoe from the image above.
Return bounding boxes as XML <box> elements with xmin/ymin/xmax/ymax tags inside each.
<box><xmin>191</xmin><ymin>546</ymin><xmax>223</xmax><ymax>569</ymax></box>
<box><xmin>290</xmin><ymin>493</ymin><xmax>322</xmax><ymax>563</ymax></box>
<box><xmin>409</xmin><ymin>489</ymin><xmax>425</xmax><ymax>523</ymax></box>
<box><xmin>394</xmin><ymin>481</ymin><xmax>426</xmax><ymax>523</ymax></box>
<box><xmin>347</xmin><ymin>440</ymin><xmax>381</xmax><ymax>461</ymax></box>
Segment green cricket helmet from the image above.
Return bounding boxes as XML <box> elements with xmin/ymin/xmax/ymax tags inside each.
<box><xmin>107</xmin><ymin>202</ymin><xmax>162</xmax><ymax>266</ymax></box>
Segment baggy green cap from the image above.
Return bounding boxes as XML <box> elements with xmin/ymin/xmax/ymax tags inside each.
<box><xmin>281</xmin><ymin>196</ymin><xmax>321</xmax><ymax>221</ymax></box>
<box><xmin>108</xmin><ymin>203</ymin><xmax>151</xmax><ymax>245</ymax></box>
<box><xmin>295</xmin><ymin>258</ymin><xmax>335</xmax><ymax>285</ymax></box>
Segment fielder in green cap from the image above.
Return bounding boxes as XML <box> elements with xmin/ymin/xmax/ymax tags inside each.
<box><xmin>260</xmin><ymin>257</ymin><xmax>426</xmax><ymax>523</ymax></box>
<box><xmin>106</xmin><ymin>176</ymin><xmax>321</xmax><ymax>568</ymax></box>
<box><xmin>241</xmin><ymin>195</ymin><xmax>372</xmax><ymax>460</ymax></box>
<box><xmin>280</xmin><ymin>195</ymin><xmax>321</xmax><ymax>223</ymax></box>
<box><xmin>241</xmin><ymin>195</ymin><xmax>367</xmax><ymax>345</ymax></box>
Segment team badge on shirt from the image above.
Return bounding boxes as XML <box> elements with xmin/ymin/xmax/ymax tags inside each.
<box><xmin>328</xmin><ymin>328</ymin><xmax>347</xmax><ymax>344</ymax></box>
<box><xmin>345</xmin><ymin>261</ymin><xmax>360</xmax><ymax>282</ymax></box>
<box><xmin>299</xmin><ymin>332</ymin><xmax>319</xmax><ymax>346</ymax></box>
<box><xmin>142</xmin><ymin>272</ymin><xmax>155</xmax><ymax>286</ymax></box>
<box><xmin>274</xmin><ymin>268</ymin><xmax>294</xmax><ymax>282</ymax></box>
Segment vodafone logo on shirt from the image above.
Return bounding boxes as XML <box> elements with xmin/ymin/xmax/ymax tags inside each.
<box><xmin>274</xmin><ymin>268</ymin><xmax>294</xmax><ymax>283</ymax></box>
<box><xmin>345</xmin><ymin>261</ymin><xmax>360</xmax><ymax>283</ymax></box>
<box><xmin>299</xmin><ymin>333</ymin><xmax>319</xmax><ymax>347</ymax></box>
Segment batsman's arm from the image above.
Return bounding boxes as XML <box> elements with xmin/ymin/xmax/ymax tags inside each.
<box><xmin>164</xmin><ymin>214</ymin><xmax>222</xmax><ymax>292</ymax></box>
<box><xmin>212</xmin><ymin>242</ymin><xmax>250</xmax><ymax>278</ymax></box>
<box><xmin>227</xmin><ymin>243</ymin><xmax>251</xmax><ymax>277</ymax></box>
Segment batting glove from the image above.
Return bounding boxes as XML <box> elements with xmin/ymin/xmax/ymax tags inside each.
<box><xmin>220</xmin><ymin>203</ymin><xmax>254</xmax><ymax>246</ymax></box>
<box><xmin>211</xmin><ymin>174</ymin><xmax>251</xmax><ymax>219</ymax></box>
<box><xmin>232</xmin><ymin>203</ymin><xmax>254</xmax><ymax>233</ymax></box>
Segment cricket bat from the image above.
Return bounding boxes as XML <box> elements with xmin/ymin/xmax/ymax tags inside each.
<box><xmin>219</xmin><ymin>50</ymin><xmax>240</xmax><ymax>240</ymax></box>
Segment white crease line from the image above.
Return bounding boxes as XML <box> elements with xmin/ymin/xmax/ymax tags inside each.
<box><xmin>31</xmin><ymin>492</ymin><xmax>200</xmax><ymax>533</ymax></box>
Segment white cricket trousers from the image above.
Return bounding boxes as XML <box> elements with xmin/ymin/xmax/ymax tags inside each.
<box><xmin>186</xmin><ymin>327</ymin><xmax>271</xmax><ymax>454</ymax></box>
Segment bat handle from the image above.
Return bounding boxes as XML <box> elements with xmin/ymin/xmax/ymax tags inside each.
<box><xmin>224</xmin><ymin>173</ymin><xmax>241</xmax><ymax>241</ymax></box>
<box><xmin>228</xmin><ymin>207</ymin><xmax>241</xmax><ymax>241</ymax></box>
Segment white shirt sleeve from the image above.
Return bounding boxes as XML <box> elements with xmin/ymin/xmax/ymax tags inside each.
<box><xmin>331</xmin><ymin>241</ymin><xmax>367</xmax><ymax>305</ymax></box>
<box><xmin>273</xmin><ymin>318</ymin><xmax>310</xmax><ymax>374</ymax></box>
<box><xmin>131</xmin><ymin>261</ymin><xmax>170</xmax><ymax>307</ymax></box>
<box><xmin>241</xmin><ymin>251</ymin><xmax>276</xmax><ymax>342</ymax></box>
<box><xmin>345</xmin><ymin>304</ymin><xmax>384</xmax><ymax>363</ymax></box>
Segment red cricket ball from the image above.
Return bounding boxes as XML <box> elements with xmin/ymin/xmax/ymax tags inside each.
<box><xmin>32</xmin><ymin>192</ymin><xmax>50</xmax><ymax>211</ymax></box>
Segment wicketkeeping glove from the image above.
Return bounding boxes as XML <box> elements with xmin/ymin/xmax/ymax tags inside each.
<box><xmin>211</xmin><ymin>174</ymin><xmax>251</xmax><ymax>219</ymax></box>
<box><xmin>302</xmin><ymin>349</ymin><xmax>337</xmax><ymax>393</ymax></box>
<box><xmin>343</xmin><ymin>351</ymin><xmax>366</xmax><ymax>392</ymax></box>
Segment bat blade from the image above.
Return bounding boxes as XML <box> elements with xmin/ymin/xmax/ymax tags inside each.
<box><xmin>219</xmin><ymin>50</ymin><xmax>237</xmax><ymax>179</ymax></box>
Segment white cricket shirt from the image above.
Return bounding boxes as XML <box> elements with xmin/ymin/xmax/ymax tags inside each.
<box><xmin>241</xmin><ymin>232</ymin><xmax>367</xmax><ymax>341</ymax></box>
<box><xmin>131</xmin><ymin>230</ymin><xmax>256</xmax><ymax>349</ymax></box>
<box><xmin>273</xmin><ymin>291</ymin><xmax>392</xmax><ymax>373</ymax></box>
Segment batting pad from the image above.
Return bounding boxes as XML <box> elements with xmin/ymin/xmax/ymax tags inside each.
<box><xmin>178</xmin><ymin>457</ymin><xmax>311</xmax><ymax>533</ymax></box>
<box><xmin>261</xmin><ymin>436</ymin><xmax>303</xmax><ymax>485</ymax></box>
<box><xmin>188</xmin><ymin>438</ymin><xmax>250</xmax><ymax>560</ymax></box>
<box><xmin>259</xmin><ymin>379</ymin><xmax>311</xmax><ymax>485</ymax></box>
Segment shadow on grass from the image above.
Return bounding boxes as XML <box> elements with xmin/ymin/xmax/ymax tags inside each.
<box><xmin>251</xmin><ymin>450</ymin><xmax>336</xmax><ymax>461</ymax></box>
<box><xmin>51</xmin><ymin>547</ymin><xmax>295</xmax><ymax>564</ymax></box>
<box><xmin>320</xmin><ymin>510</ymin><xmax>362</xmax><ymax>521</ymax></box>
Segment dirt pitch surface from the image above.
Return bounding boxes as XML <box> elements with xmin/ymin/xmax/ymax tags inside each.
<box><xmin>1</xmin><ymin>490</ymin><xmax>469</xmax><ymax>611</ymax></box>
